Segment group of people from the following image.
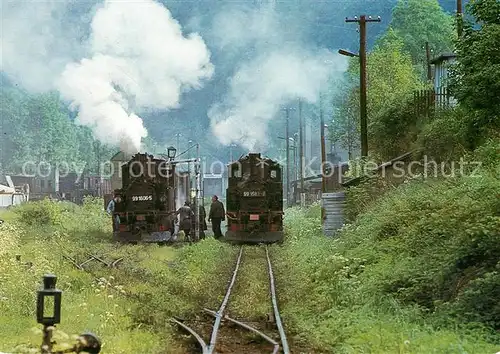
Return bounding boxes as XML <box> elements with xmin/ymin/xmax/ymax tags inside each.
<box><xmin>177</xmin><ymin>195</ymin><xmax>225</xmax><ymax>241</ymax></box>
<box><xmin>106</xmin><ymin>194</ymin><xmax>226</xmax><ymax>241</ymax></box>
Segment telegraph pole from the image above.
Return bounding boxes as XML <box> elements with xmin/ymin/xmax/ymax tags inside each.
<box><xmin>175</xmin><ymin>133</ymin><xmax>181</xmax><ymax>152</ymax></box>
<box><xmin>282</xmin><ymin>108</ymin><xmax>294</xmax><ymax>207</ymax></box>
<box><xmin>425</xmin><ymin>41</ymin><xmax>432</xmax><ymax>82</ymax></box>
<box><xmin>345</xmin><ymin>15</ymin><xmax>381</xmax><ymax>158</ymax></box>
<box><xmin>319</xmin><ymin>94</ymin><xmax>327</xmax><ymax>223</ymax></box>
<box><xmin>298</xmin><ymin>99</ymin><xmax>305</xmax><ymax>206</ymax></box>
<box><xmin>320</xmin><ymin>94</ymin><xmax>326</xmax><ymax>195</ymax></box>
<box><xmin>457</xmin><ymin>0</ymin><xmax>463</xmax><ymax>38</ymax></box>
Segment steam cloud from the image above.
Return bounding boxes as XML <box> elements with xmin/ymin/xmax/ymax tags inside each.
<box><xmin>0</xmin><ymin>0</ymin><xmax>87</xmax><ymax>93</ymax></box>
<box><xmin>207</xmin><ymin>4</ymin><xmax>348</xmax><ymax>151</ymax></box>
<box><xmin>54</xmin><ymin>0</ymin><xmax>214</xmax><ymax>154</ymax></box>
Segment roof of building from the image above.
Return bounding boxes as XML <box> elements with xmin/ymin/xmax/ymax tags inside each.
<box><xmin>430</xmin><ymin>52</ymin><xmax>457</xmax><ymax>65</ymax></box>
<box><xmin>0</xmin><ymin>184</ymin><xmax>15</xmax><ymax>194</ymax></box>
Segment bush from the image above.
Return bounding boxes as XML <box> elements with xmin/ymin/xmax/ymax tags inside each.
<box><xmin>273</xmin><ymin>155</ymin><xmax>500</xmax><ymax>352</ymax></box>
<box><xmin>12</xmin><ymin>198</ymin><xmax>65</xmax><ymax>226</ymax></box>
<box><xmin>370</xmin><ymin>98</ymin><xmax>420</xmax><ymax>160</ymax></box>
<box><xmin>416</xmin><ymin>107</ymin><xmax>472</xmax><ymax>161</ymax></box>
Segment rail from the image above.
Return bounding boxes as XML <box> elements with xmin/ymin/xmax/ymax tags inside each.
<box><xmin>266</xmin><ymin>246</ymin><xmax>290</xmax><ymax>354</ymax></box>
<box><xmin>174</xmin><ymin>245</ymin><xmax>289</xmax><ymax>353</ymax></box>
<box><xmin>206</xmin><ymin>246</ymin><xmax>244</xmax><ymax>353</ymax></box>
<box><xmin>203</xmin><ymin>308</ymin><xmax>280</xmax><ymax>354</ymax></box>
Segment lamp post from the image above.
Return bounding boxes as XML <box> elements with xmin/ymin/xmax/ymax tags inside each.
<box><xmin>167</xmin><ymin>146</ymin><xmax>177</xmax><ymax>161</ymax></box>
<box><xmin>188</xmin><ymin>140</ymin><xmax>193</xmax><ymax>190</ymax></box>
<box><xmin>167</xmin><ymin>146</ymin><xmax>177</xmax><ymax>211</ymax></box>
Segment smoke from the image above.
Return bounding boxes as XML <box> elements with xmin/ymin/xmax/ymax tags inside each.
<box><xmin>207</xmin><ymin>4</ymin><xmax>348</xmax><ymax>151</ymax></box>
<box><xmin>0</xmin><ymin>0</ymin><xmax>91</xmax><ymax>93</ymax></box>
<box><xmin>55</xmin><ymin>0</ymin><xmax>214</xmax><ymax>154</ymax></box>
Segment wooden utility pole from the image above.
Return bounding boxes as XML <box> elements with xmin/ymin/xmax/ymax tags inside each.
<box><xmin>285</xmin><ymin>110</ymin><xmax>290</xmax><ymax>207</ymax></box>
<box><xmin>320</xmin><ymin>94</ymin><xmax>327</xmax><ymax>222</ymax></box>
<box><xmin>457</xmin><ymin>0</ymin><xmax>463</xmax><ymax>38</ymax></box>
<box><xmin>425</xmin><ymin>41</ymin><xmax>432</xmax><ymax>82</ymax></box>
<box><xmin>282</xmin><ymin>107</ymin><xmax>294</xmax><ymax>207</ymax></box>
<box><xmin>298</xmin><ymin>99</ymin><xmax>305</xmax><ymax>206</ymax></box>
<box><xmin>319</xmin><ymin>94</ymin><xmax>327</xmax><ymax>195</ymax></box>
<box><xmin>345</xmin><ymin>15</ymin><xmax>381</xmax><ymax>158</ymax></box>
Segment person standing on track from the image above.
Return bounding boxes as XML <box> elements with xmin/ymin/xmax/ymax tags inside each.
<box><xmin>199</xmin><ymin>203</ymin><xmax>208</xmax><ymax>240</ymax></box>
<box><xmin>177</xmin><ymin>201</ymin><xmax>195</xmax><ymax>242</ymax></box>
<box><xmin>208</xmin><ymin>195</ymin><xmax>225</xmax><ymax>239</ymax></box>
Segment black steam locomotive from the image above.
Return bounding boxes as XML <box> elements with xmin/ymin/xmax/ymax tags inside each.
<box><xmin>225</xmin><ymin>153</ymin><xmax>284</xmax><ymax>244</ymax></box>
<box><xmin>111</xmin><ymin>153</ymin><xmax>178</xmax><ymax>243</ymax></box>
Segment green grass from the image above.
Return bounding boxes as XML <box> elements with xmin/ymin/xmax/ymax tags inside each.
<box><xmin>273</xmin><ymin>154</ymin><xmax>500</xmax><ymax>353</ymax></box>
<box><xmin>0</xmin><ymin>197</ymin><xmax>236</xmax><ymax>353</ymax></box>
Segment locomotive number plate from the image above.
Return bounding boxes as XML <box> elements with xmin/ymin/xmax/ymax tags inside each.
<box><xmin>243</xmin><ymin>191</ymin><xmax>266</xmax><ymax>197</ymax></box>
<box><xmin>249</xmin><ymin>214</ymin><xmax>260</xmax><ymax>221</ymax></box>
<box><xmin>132</xmin><ymin>195</ymin><xmax>153</xmax><ymax>201</ymax></box>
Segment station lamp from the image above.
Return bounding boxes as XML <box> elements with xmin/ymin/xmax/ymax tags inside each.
<box><xmin>167</xmin><ymin>146</ymin><xmax>177</xmax><ymax>160</ymax></box>
<box><xmin>37</xmin><ymin>274</ymin><xmax>62</xmax><ymax>326</ymax></box>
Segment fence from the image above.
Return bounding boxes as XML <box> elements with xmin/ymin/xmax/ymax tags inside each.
<box><xmin>413</xmin><ymin>87</ymin><xmax>456</xmax><ymax>117</ymax></box>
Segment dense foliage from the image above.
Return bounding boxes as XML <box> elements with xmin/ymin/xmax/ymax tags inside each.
<box><xmin>448</xmin><ymin>0</ymin><xmax>500</xmax><ymax>140</ymax></box>
<box><xmin>275</xmin><ymin>156</ymin><xmax>500</xmax><ymax>352</ymax></box>
<box><xmin>328</xmin><ymin>0</ymin><xmax>500</xmax><ymax>161</ymax></box>
<box><xmin>0</xmin><ymin>88</ymin><xmax>117</xmax><ymax>174</ymax></box>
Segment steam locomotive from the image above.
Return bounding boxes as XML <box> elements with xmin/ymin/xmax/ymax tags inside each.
<box><xmin>110</xmin><ymin>153</ymin><xmax>178</xmax><ymax>243</ymax></box>
<box><xmin>225</xmin><ymin>153</ymin><xmax>284</xmax><ymax>244</ymax></box>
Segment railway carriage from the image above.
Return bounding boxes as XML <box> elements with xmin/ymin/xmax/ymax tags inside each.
<box><xmin>225</xmin><ymin>153</ymin><xmax>284</xmax><ymax>244</ymax></box>
<box><xmin>110</xmin><ymin>153</ymin><xmax>178</xmax><ymax>243</ymax></box>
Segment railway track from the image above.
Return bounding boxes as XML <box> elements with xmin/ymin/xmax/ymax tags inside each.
<box><xmin>173</xmin><ymin>245</ymin><xmax>289</xmax><ymax>354</ymax></box>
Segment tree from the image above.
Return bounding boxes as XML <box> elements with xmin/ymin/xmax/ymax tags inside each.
<box><xmin>448</xmin><ymin>0</ymin><xmax>500</xmax><ymax>138</ymax></box>
<box><xmin>367</xmin><ymin>31</ymin><xmax>424</xmax><ymax>119</ymax></box>
<box><xmin>331</xmin><ymin>31</ymin><xmax>423</xmax><ymax>159</ymax></box>
<box><xmin>381</xmin><ymin>0</ymin><xmax>455</xmax><ymax>76</ymax></box>
<box><xmin>330</xmin><ymin>71</ymin><xmax>360</xmax><ymax>159</ymax></box>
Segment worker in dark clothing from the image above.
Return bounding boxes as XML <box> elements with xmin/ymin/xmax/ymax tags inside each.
<box><xmin>199</xmin><ymin>203</ymin><xmax>208</xmax><ymax>240</ymax></box>
<box><xmin>177</xmin><ymin>201</ymin><xmax>195</xmax><ymax>242</ymax></box>
<box><xmin>106</xmin><ymin>195</ymin><xmax>122</xmax><ymax>231</ymax></box>
<box><xmin>208</xmin><ymin>195</ymin><xmax>225</xmax><ymax>239</ymax></box>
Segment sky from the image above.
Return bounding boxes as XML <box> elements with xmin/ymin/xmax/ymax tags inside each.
<box><xmin>0</xmin><ymin>0</ymin><xmax>461</xmax><ymax>157</ymax></box>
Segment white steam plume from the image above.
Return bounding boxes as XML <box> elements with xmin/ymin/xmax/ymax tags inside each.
<box><xmin>0</xmin><ymin>0</ymin><xmax>88</xmax><ymax>93</ymax></box>
<box><xmin>207</xmin><ymin>4</ymin><xmax>348</xmax><ymax>151</ymax></box>
<box><xmin>56</xmin><ymin>0</ymin><xmax>214</xmax><ymax>154</ymax></box>
<box><xmin>209</xmin><ymin>49</ymin><xmax>347</xmax><ymax>151</ymax></box>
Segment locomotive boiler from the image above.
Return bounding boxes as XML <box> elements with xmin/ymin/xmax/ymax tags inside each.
<box><xmin>225</xmin><ymin>153</ymin><xmax>284</xmax><ymax>244</ymax></box>
<box><xmin>111</xmin><ymin>153</ymin><xmax>177</xmax><ymax>244</ymax></box>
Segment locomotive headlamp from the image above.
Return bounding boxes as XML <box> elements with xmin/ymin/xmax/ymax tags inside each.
<box><xmin>167</xmin><ymin>146</ymin><xmax>177</xmax><ymax>159</ymax></box>
<box><xmin>37</xmin><ymin>274</ymin><xmax>62</xmax><ymax>326</ymax></box>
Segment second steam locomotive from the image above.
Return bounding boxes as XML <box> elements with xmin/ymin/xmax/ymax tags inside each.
<box><xmin>225</xmin><ymin>153</ymin><xmax>284</xmax><ymax>244</ymax></box>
